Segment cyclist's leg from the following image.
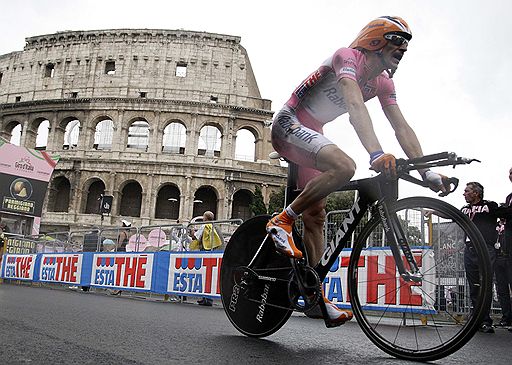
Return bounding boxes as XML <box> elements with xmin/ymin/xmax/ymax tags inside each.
<box><xmin>268</xmin><ymin>131</ymin><xmax>356</xmax><ymax>258</ymax></box>
<box><xmin>301</xmin><ymin>199</ymin><xmax>326</xmax><ymax>266</ymax></box>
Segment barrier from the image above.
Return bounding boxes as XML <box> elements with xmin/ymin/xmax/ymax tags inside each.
<box><xmin>0</xmin><ymin>215</ymin><xmax>504</xmax><ymax>318</ymax></box>
<box><xmin>2</xmin><ymin>246</ymin><xmax>437</xmax><ymax>313</ymax></box>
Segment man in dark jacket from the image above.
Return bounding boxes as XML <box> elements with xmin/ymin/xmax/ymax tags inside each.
<box><xmin>461</xmin><ymin>181</ymin><xmax>512</xmax><ymax>333</ymax></box>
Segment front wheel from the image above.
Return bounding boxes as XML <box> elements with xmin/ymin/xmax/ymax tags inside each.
<box><xmin>347</xmin><ymin>197</ymin><xmax>492</xmax><ymax>362</ymax></box>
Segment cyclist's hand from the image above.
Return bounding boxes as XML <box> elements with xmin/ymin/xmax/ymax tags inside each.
<box><xmin>422</xmin><ymin>170</ymin><xmax>449</xmax><ymax>193</ymax></box>
<box><xmin>370</xmin><ymin>153</ymin><xmax>396</xmax><ymax>177</ymax></box>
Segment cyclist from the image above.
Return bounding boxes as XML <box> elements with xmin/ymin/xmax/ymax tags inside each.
<box><xmin>267</xmin><ymin>16</ymin><xmax>449</xmax><ymax>327</ymax></box>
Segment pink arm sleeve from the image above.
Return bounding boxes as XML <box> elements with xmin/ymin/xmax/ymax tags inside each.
<box><xmin>332</xmin><ymin>48</ymin><xmax>358</xmax><ymax>82</ymax></box>
<box><xmin>377</xmin><ymin>76</ymin><xmax>398</xmax><ymax>108</ymax></box>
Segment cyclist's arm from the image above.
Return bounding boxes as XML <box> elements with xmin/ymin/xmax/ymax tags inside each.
<box><xmin>338</xmin><ymin>78</ymin><xmax>383</xmax><ymax>154</ymax></box>
<box><xmin>383</xmin><ymin>104</ymin><xmax>424</xmax><ymax>160</ymax></box>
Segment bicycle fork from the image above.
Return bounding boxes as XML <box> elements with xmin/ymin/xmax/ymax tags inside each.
<box><xmin>376</xmin><ymin>200</ymin><xmax>422</xmax><ymax>282</ymax></box>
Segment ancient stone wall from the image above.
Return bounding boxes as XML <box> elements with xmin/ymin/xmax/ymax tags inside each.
<box><xmin>0</xmin><ymin>29</ymin><xmax>286</xmax><ymax>231</ymax></box>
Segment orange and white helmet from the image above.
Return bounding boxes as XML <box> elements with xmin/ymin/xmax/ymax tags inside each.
<box><xmin>350</xmin><ymin>16</ymin><xmax>412</xmax><ymax>51</ymax></box>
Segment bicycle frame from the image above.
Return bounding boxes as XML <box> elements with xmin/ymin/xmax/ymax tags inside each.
<box><xmin>286</xmin><ymin>164</ymin><xmax>419</xmax><ymax>283</ymax></box>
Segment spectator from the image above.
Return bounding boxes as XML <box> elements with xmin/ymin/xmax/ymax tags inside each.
<box><xmin>495</xmin><ymin>221</ymin><xmax>512</xmax><ymax>327</ymax></box>
<box><xmin>83</xmin><ymin>227</ymin><xmax>100</xmax><ymax>252</ymax></box>
<box><xmin>497</xmin><ymin>167</ymin><xmax>512</xmax><ymax>331</ymax></box>
<box><xmin>117</xmin><ymin>220</ymin><xmax>131</xmax><ymax>252</ymax></box>
<box><xmin>461</xmin><ymin>182</ymin><xmax>501</xmax><ymax>333</ymax></box>
<box><xmin>189</xmin><ymin>211</ymin><xmax>223</xmax><ymax>306</ymax></box>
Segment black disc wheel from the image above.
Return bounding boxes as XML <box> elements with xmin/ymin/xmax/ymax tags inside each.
<box><xmin>220</xmin><ymin>215</ymin><xmax>294</xmax><ymax>337</ymax></box>
<box><xmin>347</xmin><ymin>197</ymin><xmax>492</xmax><ymax>361</ymax></box>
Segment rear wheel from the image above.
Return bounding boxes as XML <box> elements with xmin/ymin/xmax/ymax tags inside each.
<box><xmin>348</xmin><ymin>197</ymin><xmax>492</xmax><ymax>361</ymax></box>
<box><xmin>220</xmin><ymin>215</ymin><xmax>294</xmax><ymax>337</ymax></box>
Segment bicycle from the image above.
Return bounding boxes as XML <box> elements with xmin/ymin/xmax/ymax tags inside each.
<box><xmin>220</xmin><ymin>152</ymin><xmax>492</xmax><ymax>362</ymax></box>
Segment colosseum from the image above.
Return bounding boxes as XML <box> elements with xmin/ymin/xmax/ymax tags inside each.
<box><xmin>0</xmin><ymin>29</ymin><xmax>287</xmax><ymax>234</ymax></box>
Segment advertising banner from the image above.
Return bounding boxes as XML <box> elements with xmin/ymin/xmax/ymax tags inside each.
<box><xmin>39</xmin><ymin>253</ymin><xmax>83</xmax><ymax>284</ymax></box>
<box><xmin>3</xmin><ymin>236</ymin><xmax>37</xmax><ymax>254</ymax></box>
<box><xmin>0</xmin><ymin>139</ymin><xmax>60</xmax><ymax>226</ymax></box>
<box><xmin>167</xmin><ymin>252</ymin><xmax>222</xmax><ymax>298</ymax></box>
<box><xmin>2</xmin><ymin>254</ymin><xmax>37</xmax><ymax>280</ymax></box>
<box><xmin>325</xmin><ymin>247</ymin><xmax>435</xmax><ymax>314</ymax></box>
<box><xmin>90</xmin><ymin>253</ymin><xmax>154</xmax><ymax>291</ymax></box>
<box><xmin>0</xmin><ymin>248</ymin><xmax>435</xmax><ymax>315</ymax></box>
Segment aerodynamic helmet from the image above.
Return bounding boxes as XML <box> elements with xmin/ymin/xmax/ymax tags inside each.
<box><xmin>349</xmin><ymin>16</ymin><xmax>412</xmax><ymax>51</ymax></box>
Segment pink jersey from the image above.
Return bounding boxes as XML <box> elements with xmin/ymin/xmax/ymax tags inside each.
<box><xmin>285</xmin><ymin>48</ymin><xmax>397</xmax><ymax>127</ymax></box>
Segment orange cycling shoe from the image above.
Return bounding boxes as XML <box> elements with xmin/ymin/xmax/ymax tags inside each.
<box><xmin>266</xmin><ymin>212</ymin><xmax>303</xmax><ymax>259</ymax></box>
<box><xmin>305</xmin><ymin>295</ymin><xmax>353</xmax><ymax>327</ymax></box>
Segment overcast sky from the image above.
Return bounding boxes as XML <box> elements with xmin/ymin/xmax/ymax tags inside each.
<box><xmin>1</xmin><ymin>0</ymin><xmax>511</xmax><ymax>207</ymax></box>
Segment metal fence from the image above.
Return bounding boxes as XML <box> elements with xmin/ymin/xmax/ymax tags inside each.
<box><xmin>23</xmin><ymin>219</ymin><xmax>243</xmax><ymax>254</ymax></box>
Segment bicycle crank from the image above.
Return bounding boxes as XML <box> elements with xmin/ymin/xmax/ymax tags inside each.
<box><xmin>288</xmin><ymin>260</ymin><xmax>322</xmax><ymax>312</ymax></box>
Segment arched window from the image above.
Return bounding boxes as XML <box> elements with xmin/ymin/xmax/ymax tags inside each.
<box><xmin>84</xmin><ymin>180</ymin><xmax>105</xmax><ymax>214</ymax></box>
<box><xmin>127</xmin><ymin>120</ymin><xmax>149</xmax><ymax>150</ymax></box>
<box><xmin>155</xmin><ymin>185</ymin><xmax>180</xmax><ymax>219</ymax></box>
<box><xmin>162</xmin><ymin>122</ymin><xmax>186</xmax><ymax>154</ymax></box>
<box><xmin>192</xmin><ymin>186</ymin><xmax>218</xmax><ymax>218</ymax></box>
<box><xmin>63</xmin><ymin>120</ymin><xmax>80</xmax><ymax>149</ymax></box>
<box><xmin>47</xmin><ymin>176</ymin><xmax>71</xmax><ymax>212</ymax></box>
<box><xmin>36</xmin><ymin>120</ymin><xmax>50</xmax><ymax>150</ymax></box>
<box><xmin>9</xmin><ymin>123</ymin><xmax>22</xmax><ymax>145</ymax></box>
<box><xmin>119</xmin><ymin>181</ymin><xmax>142</xmax><ymax>217</ymax></box>
<box><xmin>232</xmin><ymin>189</ymin><xmax>254</xmax><ymax>221</ymax></box>
<box><xmin>235</xmin><ymin>129</ymin><xmax>256</xmax><ymax>162</ymax></box>
<box><xmin>198</xmin><ymin>125</ymin><xmax>221</xmax><ymax>157</ymax></box>
<box><xmin>93</xmin><ymin>119</ymin><xmax>113</xmax><ymax>150</ymax></box>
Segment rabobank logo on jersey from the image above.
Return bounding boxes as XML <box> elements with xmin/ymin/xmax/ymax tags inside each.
<box><xmin>3</xmin><ymin>254</ymin><xmax>36</xmax><ymax>280</ymax></box>
<box><xmin>40</xmin><ymin>254</ymin><xmax>82</xmax><ymax>283</ymax></box>
<box><xmin>91</xmin><ymin>253</ymin><xmax>153</xmax><ymax>290</ymax></box>
<box><xmin>167</xmin><ymin>253</ymin><xmax>222</xmax><ymax>297</ymax></box>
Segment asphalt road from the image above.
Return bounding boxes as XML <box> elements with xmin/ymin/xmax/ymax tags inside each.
<box><xmin>0</xmin><ymin>283</ymin><xmax>509</xmax><ymax>364</ymax></box>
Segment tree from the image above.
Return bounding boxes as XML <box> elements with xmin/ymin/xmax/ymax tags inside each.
<box><xmin>267</xmin><ymin>186</ymin><xmax>285</xmax><ymax>214</ymax></box>
<box><xmin>325</xmin><ymin>191</ymin><xmax>355</xmax><ymax>213</ymax></box>
<box><xmin>249</xmin><ymin>185</ymin><xmax>267</xmax><ymax>216</ymax></box>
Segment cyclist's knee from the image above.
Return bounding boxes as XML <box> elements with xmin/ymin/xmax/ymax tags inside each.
<box><xmin>319</xmin><ymin>148</ymin><xmax>356</xmax><ymax>181</ymax></box>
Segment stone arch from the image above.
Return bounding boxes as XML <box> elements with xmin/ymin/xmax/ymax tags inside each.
<box><xmin>234</xmin><ymin>127</ymin><xmax>258</xmax><ymax>162</ymax></box>
<box><xmin>56</xmin><ymin>116</ymin><xmax>81</xmax><ymax>150</ymax></box>
<box><xmin>91</xmin><ymin>115</ymin><xmax>115</xmax><ymax>150</ymax></box>
<box><xmin>126</xmin><ymin>117</ymin><xmax>150</xmax><ymax>151</ymax></box>
<box><xmin>83</xmin><ymin>178</ymin><xmax>106</xmax><ymax>214</ymax></box>
<box><xmin>192</xmin><ymin>185</ymin><xmax>219</xmax><ymax>218</ymax></box>
<box><xmin>119</xmin><ymin>180</ymin><xmax>142</xmax><ymax>217</ymax></box>
<box><xmin>232</xmin><ymin>188</ymin><xmax>254</xmax><ymax>221</ymax></box>
<box><xmin>1</xmin><ymin>120</ymin><xmax>23</xmax><ymax>145</ymax></box>
<box><xmin>26</xmin><ymin>116</ymin><xmax>51</xmax><ymax>150</ymax></box>
<box><xmin>197</xmin><ymin>123</ymin><xmax>222</xmax><ymax>157</ymax></box>
<box><xmin>162</xmin><ymin>120</ymin><xmax>187</xmax><ymax>154</ymax></box>
<box><xmin>155</xmin><ymin>183</ymin><xmax>181</xmax><ymax>219</ymax></box>
<box><xmin>47</xmin><ymin>175</ymin><xmax>71</xmax><ymax>212</ymax></box>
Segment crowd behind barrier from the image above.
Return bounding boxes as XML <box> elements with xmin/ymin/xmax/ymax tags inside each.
<box><xmin>0</xmin><ymin>215</ymin><xmax>505</xmax><ymax>319</ymax></box>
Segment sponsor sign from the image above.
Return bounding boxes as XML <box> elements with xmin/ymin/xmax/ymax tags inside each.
<box><xmin>324</xmin><ymin>248</ymin><xmax>435</xmax><ymax>313</ymax></box>
<box><xmin>91</xmin><ymin>253</ymin><xmax>154</xmax><ymax>290</ymax></box>
<box><xmin>4</xmin><ymin>236</ymin><xmax>37</xmax><ymax>254</ymax></box>
<box><xmin>2</xmin><ymin>254</ymin><xmax>36</xmax><ymax>280</ymax></box>
<box><xmin>0</xmin><ymin>139</ymin><xmax>59</xmax><ymax>220</ymax></box>
<box><xmin>39</xmin><ymin>254</ymin><xmax>83</xmax><ymax>284</ymax></box>
<box><xmin>167</xmin><ymin>252</ymin><xmax>222</xmax><ymax>297</ymax></box>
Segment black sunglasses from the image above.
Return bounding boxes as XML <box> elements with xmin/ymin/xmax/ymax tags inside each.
<box><xmin>384</xmin><ymin>34</ymin><xmax>409</xmax><ymax>47</ymax></box>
